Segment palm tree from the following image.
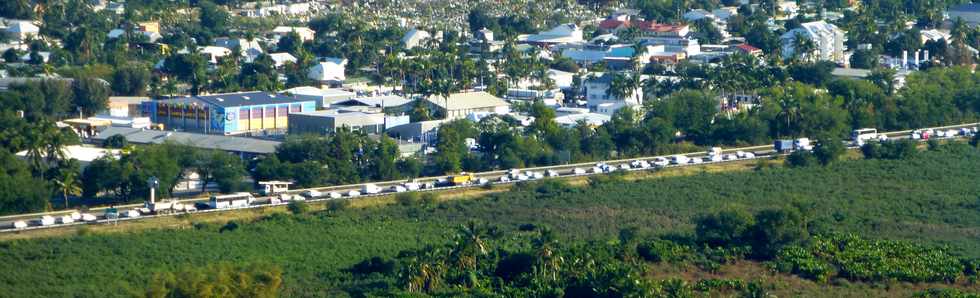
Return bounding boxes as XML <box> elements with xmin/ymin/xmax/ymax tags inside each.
<box><xmin>451</xmin><ymin>222</ymin><xmax>488</xmax><ymax>272</ymax></box>
<box><xmin>54</xmin><ymin>169</ymin><xmax>81</xmax><ymax>209</ymax></box>
<box><xmin>791</xmin><ymin>32</ymin><xmax>816</xmax><ymax>63</ymax></box>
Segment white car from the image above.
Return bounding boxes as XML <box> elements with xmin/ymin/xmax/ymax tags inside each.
<box><xmin>877</xmin><ymin>134</ymin><xmax>889</xmax><ymax>141</ymax></box>
<box><xmin>347</xmin><ymin>190</ymin><xmax>361</xmax><ymax>197</ymax></box>
<box><xmin>670</xmin><ymin>155</ymin><xmax>690</xmax><ymax>164</ymax></box>
<box><xmin>301</xmin><ymin>190</ymin><xmax>322</xmax><ymax>198</ymax></box>
<box><xmin>59</xmin><ymin>215</ymin><xmax>74</xmax><ymax>224</ymax></box>
<box><xmin>573</xmin><ymin>168</ymin><xmax>587</xmax><ymax>175</ymax></box>
<box><xmin>652</xmin><ymin>158</ymin><xmax>669</xmax><ymax>167</ymax></box>
<box><xmin>122</xmin><ymin>210</ymin><xmax>140</xmax><ymax>218</ymax></box>
<box><xmin>709</xmin><ymin>155</ymin><xmax>723</xmax><ymax>162</ymax></box>
<box><xmin>328</xmin><ymin>192</ymin><xmax>342</xmax><ymax>199</ymax></box>
<box><xmin>725</xmin><ymin>154</ymin><xmax>738</xmax><ymax>160</ymax></box>
<box><xmin>12</xmin><ymin>221</ymin><xmax>28</xmax><ymax>229</ymax></box>
<box><xmin>80</xmin><ymin>213</ymin><xmax>97</xmax><ymax>222</ymax></box>
<box><xmin>690</xmin><ymin>157</ymin><xmax>704</xmax><ymax>164</ymax></box>
<box><xmin>516</xmin><ymin>174</ymin><xmax>529</xmax><ymax>181</ymax></box>
<box><xmin>744</xmin><ymin>152</ymin><xmax>756</xmax><ymax>158</ymax></box>
<box><xmin>403</xmin><ymin>183</ymin><xmax>422</xmax><ymax>191</ymax></box>
<box><xmin>69</xmin><ymin>212</ymin><xmax>81</xmax><ymax>220</ymax></box>
<box><xmin>736</xmin><ymin>151</ymin><xmax>748</xmax><ymax>158</ymax></box>
<box><xmin>391</xmin><ymin>185</ymin><xmax>408</xmax><ymax>193</ymax></box>
<box><xmin>499</xmin><ymin>176</ymin><xmax>511</xmax><ymax>182</ymax></box>
<box><xmin>546</xmin><ymin>170</ymin><xmax>559</xmax><ymax>177</ymax></box>
<box><xmin>477</xmin><ymin>178</ymin><xmax>489</xmax><ymax>184</ymax></box>
<box><xmin>39</xmin><ymin>216</ymin><xmax>56</xmax><ymax>226</ymax></box>
<box><xmin>591</xmin><ymin>166</ymin><xmax>603</xmax><ymax>174</ymax></box>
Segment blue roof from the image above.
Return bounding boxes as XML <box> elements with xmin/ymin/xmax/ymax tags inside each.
<box><xmin>950</xmin><ymin>3</ymin><xmax>980</xmax><ymax>13</ymax></box>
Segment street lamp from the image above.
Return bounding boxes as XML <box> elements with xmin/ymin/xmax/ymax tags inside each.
<box><xmin>147</xmin><ymin>176</ymin><xmax>160</xmax><ymax>206</ymax></box>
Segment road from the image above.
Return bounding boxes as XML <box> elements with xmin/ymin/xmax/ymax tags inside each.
<box><xmin>1</xmin><ymin>122</ymin><xmax>976</xmax><ymax>232</ymax></box>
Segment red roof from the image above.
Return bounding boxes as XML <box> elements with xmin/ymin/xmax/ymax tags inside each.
<box><xmin>735</xmin><ymin>44</ymin><xmax>761</xmax><ymax>53</ymax></box>
<box><xmin>598</xmin><ymin>19</ymin><xmax>627</xmax><ymax>30</ymax></box>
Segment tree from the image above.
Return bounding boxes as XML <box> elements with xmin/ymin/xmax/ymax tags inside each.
<box><xmin>790</xmin><ymin>32</ymin><xmax>816</xmax><ymax>62</ymax></box>
<box><xmin>813</xmin><ymin>137</ymin><xmax>845</xmax><ymax>165</ymax></box>
<box><xmin>849</xmin><ymin>49</ymin><xmax>878</xmax><ymax>69</ymax></box>
<box><xmin>146</xmin><ymin>263</ymin><xmax>282</xmax><ymax>298</ymax></box>
<box><xmin>695</xmin><ymin>209</ymin><xmax>755</xmax><ymax>248</ymax></box>
<box><xmin>747</xmin><ymin>209</ymin><xmax>808</xmax><ymax>259</ymax></box>
<box><xmin>0</xmin><ymin>0</ymin><xmax>32</xmax><ymax>19</ymax></box>
<box><xmin>53</xmin><ymin>167</ymin><xmax>82</xmax><ymax>209</ymax></box>
<box><xmin>72</xmin><ymin>78</ymin><xmax>110</xmax><ymax>117</ymax></box>
<box><xmin>0</xmin><ymin>150</ymin><xmax>50</xmax><ymax>215</ymax></box>
<box><xmin>199</xmin><ymin>1</ymin><xmax>230</xmax><ymax>35</ymax></box>
<box><xmin>867</xmin><ymin>67</ymin><xmax>897</xmax><ymax>95</ymax></box>
<box><xmin>111</xmin><ymin>64</ymin><xmax>151</xmax><ymax>96</ymax></box>
<box><xmin>276</xmin><ymin>31</ymin><xmax>303</xmax><ymax>55</ymax></box>
<box><xmin>195</xmin><ymin>150</ymin><xmax>246</xmax><ymax>193</ymax></box>
<box><xmin>434</xmin><ymin>119</ymin><xmax>477</xmax><ymax>173</ymax></box>
<box><xmin>2</xmin><ymin>48</ymin><xmax>18</xmax><ymax>63</ymax></box>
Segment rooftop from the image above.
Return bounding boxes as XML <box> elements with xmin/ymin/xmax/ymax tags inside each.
<box><xmin>426</xmin><ymin>91</ymin><xmax>510</xmax><ymax>110</ymax></box>
<box><xmin>90</xmin><ymin>127</ymin><xmax>280</xmax><ymax>154</ymax></box>
<box><xmin>163</xmin><ymin>91</ymin><xmax>312</xmax><ymax>108</ymax></box>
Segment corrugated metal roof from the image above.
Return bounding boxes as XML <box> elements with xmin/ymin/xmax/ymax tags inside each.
<box><xmin>90</xmin><ymin>127</ymin><xmax>280</xmax><ymax>154</ymax></box>
<box><xmin>425</xmin><ymin>91</ymin><xmax>510</xmax><ymax>111</ymax></box>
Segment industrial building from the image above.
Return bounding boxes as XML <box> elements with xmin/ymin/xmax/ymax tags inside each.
<box><xmin>288</xmin><ymin>109</ymin><xmax>409</xmax><ymax>135</ymax></box>
<box><xmin>142</xmin><ymin>91</ymin><xmax>317</xmax><ymax>135</ymax></box>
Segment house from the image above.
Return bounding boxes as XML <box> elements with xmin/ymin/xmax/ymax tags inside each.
<box><xmin>288</xmin><ymin>109</ymin><xmax>408</xmax><ymax>135</ymax></box>
<box><xmin>733</xmin><ymin>44</ymin><xmax>763</xmax><ymax>57</ymax></box>
<box><xmin>424</xmin><ymin>91</ymin><xmax>511</xmax><ymax>120</ymax></box>
<box><xmin>919</xmin><ymin>29</ymin><xmax>950</xmax><ymax>44</ymax></box>
<box><xmin>268</xmin><ymin>52</ymin><xmax>297</xmax><ymax>68</ymax></box>
<box><xmin>141</xmin><ymin>91</ymin><xmax>317</xmax><ymax>135</ymax></box>
<box><xmin>198</xmin><ymin>46</ymin><xmax>233</xmax><ymax>64</ymax></box>
<box><xmin>948</xmin><ymin>3</ymin><xmax>980</xmax><ymax>26</ymax></box>
<box><xmin>271</xmin><ymin>26</ymin><xmax>315</xmax><ymax>42</ymax></box>
<box><xmin>583</xmin><ymin>73</ymin><xmax>643</xmax><ymax>115</ymax></box>
<box><xmin>107</xmin><ymin>29</ymin><xmax>162</xmax><ymax>43</ymax></box>
<box><xmin>554</xmin><ymin>113</ymin><xmax>611</xmax><ymax>128</ymax></box>
<box><xmin>307</xmin><ymin>58</ymin><xmax>347</xmax><ymax>86</ymax></box>
<box><xmin>137</xmin><ymin>22</ymin><xmax>160</xmax><ymax>34</ymax></box>
<box><xmin>780</xmin><ymin>21</ymin><xmax>846</xmax><ymax>63</ymax></box>
<box><xmin>281</xmin><ymin>86</ymin><xmax>355</xmax><ymax>108</ymax></box>
<box><xmin>4</xmin><ymin>21</ymin><xmax>39</xmax><ymax>41</ymax></box>
<box><xmin>401</xmin><ymin>28</ymin><xmax>432</xmax><ymax>49</ymax></box>
<box><xmin>213</xmin><ymin>38</ymin><xmax>264</xmax><ymax>62</ymax></box>
<box><xmin>519</xmin><ymin>23</ymin><xmax>584</xmax><ymax>45</ymax></box>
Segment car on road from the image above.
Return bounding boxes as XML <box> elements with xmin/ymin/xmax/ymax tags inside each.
<box><xmin>13</xmin><ymin>221</ymin><xmax>28</xmax><ymax>229</ymax></box>
<box><xmin>327</xmin><ymin>192</ymin><xmax>342</xmax><ymax>199</ymax></box>
<box><xmin>59</xmin><ymin>215</ymin><xmax>74</xmax><ymax>224</ymax></box>
<box><xmin>80</xmin><ymin>213</ymin><xmax>98</xmax><ymax>222</ymax></box>
<box><xmin>301</xmin><ymin>190</ymin><xmax>322</xmax><ymax>198</ymax></box>
<box><xmin>38</xmin><ymin>216</ymin><xmax>55</xmax><ymax>226</ymax></box>
<box><xmin>347</xmin><ymin>190</ymin><xmax>361</xmax><ymax>197</ymax></box>
<box><xmin>573</xmin><ymin>168</ymin><xmax>587</xmax><ymax>175</ymax></box>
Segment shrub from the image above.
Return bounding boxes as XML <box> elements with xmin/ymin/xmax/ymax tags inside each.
<box><xmin>695</xmin><ymin>209</ymin><xmax>755</xmax><ymax>248</ymax></box>
<box><xmin>785</xmin><ymin>150</ymin><xmax>817</xmax><ymax>167</ymax></box>
<box><xmin>395</xmin><ymin>192</ymin><xmax>420</xmax><ymax>206</ymax></box>
<box><xmin>219</xmin><ymin>221</ymin><xmax>240</xmax><ymax>233</ymax></box>
<box><xmin>420</xmin><ymin>192</ymin><xmax>437</xmax><ymax>205</ymax></box>
<box><xmin>327</xmin><ymin>199</ymin><xmax>350</xmax><ymax>211</ymax></box>
<box><xmin>813</xmin><ymin>137</ymin><xmax>845</xmax><ymax>165</ymax></box>
<box><xmin>348</xmin><ymin>256</ymin><xmax>395</xmax><ymax>275</ymax></box>
<box><xmin>637</xmin><ymin>239</ymin><xmax>693</xmax><ymax>263</ymax></box>
<box><xmin>287</xmin><ymin>201</ymin><xmax>309</xmax><ymax>215</ymax></box>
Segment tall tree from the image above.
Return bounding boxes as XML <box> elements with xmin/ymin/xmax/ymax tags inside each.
<box><xmin>72</xmin><ymin>78</ymin><xmax>110</xmax><ymax>117</ymax></box>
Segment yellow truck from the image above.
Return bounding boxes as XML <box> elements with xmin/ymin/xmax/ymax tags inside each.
<box><xmin>449</xmin><ymin>172</ymin><xmax>475</xmax><ymax>185</ymax></box>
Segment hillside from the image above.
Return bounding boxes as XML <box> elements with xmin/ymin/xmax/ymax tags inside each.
<box><xmin>1</xmin><ymin>143</ymin><xmax>979</xmax><ymax>297</ymax></box>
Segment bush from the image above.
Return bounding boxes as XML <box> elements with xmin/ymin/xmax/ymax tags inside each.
<box><xmin>813</xmin><ymin>138</ymin><xmax>845</xmax><ymax>165</ymax></box>
<box><xmin>695</xmin><ymin>209</ymin><xmax>755</xmax><ymax>248</ymax></box>
<box><xmin>327</xmin><ymin>199</ymin><xmax>350</xmax><ymax>211</ymax></box>
<box><xmin>420</xmin><ymin>192</ymin><xmax>437</xmax><ymax>206</ymax></box>
<box><xmin>287</xmin><ymin>201</ymin><xmax>309</xmax><ymax>215</ymax></box>
<box><xmin>395</xmin><ymin>192</ymin><xmax>420</xmax><ymax>206</ymax></box>
<box><xmin>348</xmin><ymin>256</ymin><xmax>395</xmax><ymax>275</ymax></box>
<box><xmin>863</xmin><ymin>140</ymin><xmax>919</xmax><ymax>160</ymax></box>
<box><xmin>785</xmin><ymin>150</ymin><xmax>817</xmax><ymax>168</ymax></box>
<box><xmin>638</xmin><ymin>239</ymin><xmax>693</xmax><ymax>263</ymax></box>
<box><xmin>102</xmin><ymin>134</ymin><xmax>128</xmax><ymax>149</ymax></box>
<box><xmin>219</xmin><ymin>221</ymin><xmax>240</xmax><ymax>233</ymax></box>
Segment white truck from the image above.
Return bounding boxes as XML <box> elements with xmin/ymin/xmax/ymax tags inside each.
<box><xmin>361</xmin><ymin>184</ymin><xmax>382</xmax><ymax>194</ymax></box>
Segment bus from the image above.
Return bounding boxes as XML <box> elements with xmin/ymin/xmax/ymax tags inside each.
<box><xmin>209</xmin><ymin>192</ymin><xmax>255</xmax><ymax>209</ymax></box>
<box><xmin>851</xmin><ymin>128</ymin><xmax>878</xmax><ymax>142</ymax></box>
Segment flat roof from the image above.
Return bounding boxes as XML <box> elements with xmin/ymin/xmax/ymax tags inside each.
<box><xmin>90</xmin><ymin>127</ymin><xmax>280</xmax><ymax>154</ymax></box>
<box><xmin>162</xmin><ymin>91</ymin><xmax>312</xmax><ymax>108</ymax></box>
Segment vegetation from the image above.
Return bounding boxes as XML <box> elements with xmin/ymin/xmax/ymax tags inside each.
<box><xmin>2</xmin><ymin>143</ymin><xmax>979</xmax><ymax>296</ymax></box>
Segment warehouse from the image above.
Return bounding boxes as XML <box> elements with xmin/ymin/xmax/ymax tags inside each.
<box><xmin>142</xmin><ymin>91</ymin><xmax>317</xmax><ymax>135</ymax></box>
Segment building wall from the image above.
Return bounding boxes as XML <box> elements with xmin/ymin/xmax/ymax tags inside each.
<box><xmin>146</xmin><ymin>100</ymin><xmax>315</xmax><ymax>135</ymax></box>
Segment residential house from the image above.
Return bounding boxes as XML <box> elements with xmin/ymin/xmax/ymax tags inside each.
<box><xmin>4</xmin><ymin>21</ymin><xmax>39</xmax><ymax>41</ymax></box>
<box><xmin>214</xmin><ymin>38</ymin><xmax>264</xmax><ymax>62</ymax></box>
<box><xmin>198</xmin><ymin>46</ymin><xmax>233</xmax><ymax>64</ymax></box>
<box><xmin>583</xmin><ymin>73</ymin><xmax>643</xmax><ymax>115</ymax></box>
<box><xmin>780</xmin><ymin>21</ymin><xmax>846</xmax><ymax>63</ymax></box>
<box><xmin>424</xmin><ymin>91</ymin><xmax>511</xmax><ymax>120</ymax></box>
<box><xmin>401</xmin><ymin>28</ymin><xmax>432</xmax><ymax>49</ymax></box>
<box><xmin>268</xmin><ymin>52</ymin><xmax>297</xmax><ymax>68</ymax></box>
<box><xmin>307</xmin><ymin>58</ymin><xmax>347</xmax><ymax>86</ymax></box>
<box><xmin>271</xmin><ymin>26</ymin><xmax>316</xmax><ymax>42</ymax></box>
<box><xmin>733</xmin><ymin>43</ymin><xmax>763</xmax><ymax>57</ymax></box>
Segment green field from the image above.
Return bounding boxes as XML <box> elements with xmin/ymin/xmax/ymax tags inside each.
<box><xmin>2</xmin><ymin>144</ymin><xmax>979</xmax><ymax>297</ymax></box>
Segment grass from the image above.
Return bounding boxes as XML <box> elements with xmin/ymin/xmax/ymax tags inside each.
<box><xmin>1</xmin><ymin>144</ymin><xmax>978</xmax><ymax>296</ymax></box>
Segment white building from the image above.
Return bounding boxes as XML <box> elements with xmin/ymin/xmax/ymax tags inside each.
<box><xmin>198</xmin><ymin>46</ymin><xmax>233</xmax><ymax>64</ymax></box>
<box><xmin>213</xmin><ymin>38</ymin><xmax>264</xmax><ymax>62</ymax></box>
<box><xmin>584</xmin><ymin>73</ymin><xmax>643</xmax><ymax>115</ymax></box>
<box><xmin>424</xmin><ymin>91</ymin><xmax>511</xmax><ymax>120</ymax></box>
<box><xmin>948</xmin><ymin>3</ymin><xmax>980</xmax><ymax>26</ymax></box>
<box><xmin>282</xmin><ymin>86</ymin><xmax>355</xmax><ymax>108</ymax></box>
<box><xmin>268</xmin><ymin>52</ymin><xmax>298</xmax><ymax>68</ymax></box>
<box><xmin>271</xmin><ymin>26</ymin><xmax>316</xmax><ymax>42</ymax></box>
<box><xmin>4</xmin><ymin>21</ymin><xmax>39</xmax><ymax>41</ymax></box>
<box><xmin>780</xmin><ymin>21</ymin><xmax>846</xmax><ymax>63</ymax></box>
<box><xmin>401</xmin><ymin>28</ymin><xmax>432</xmax><ymax>49</ymax></box>
<box><xmin>520</xmin><ymin>23</ymin><xmax>584</xmax><ymax>45</ymax></box>
<box><xmin>307</xmin><ymin>58</ymin><xmax>348</xmax><ymax>85</ymax></box>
